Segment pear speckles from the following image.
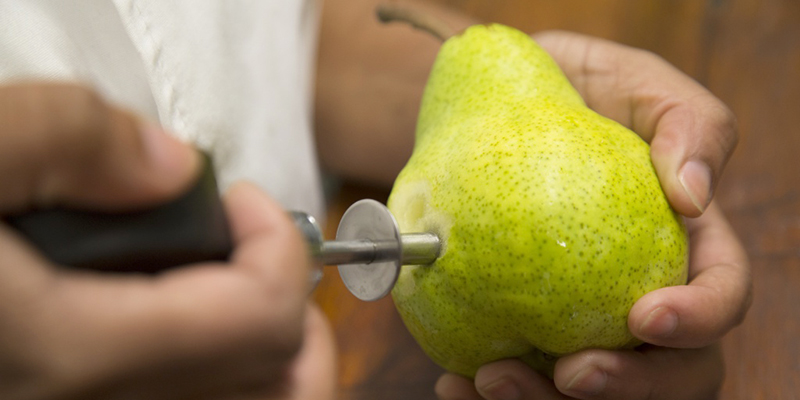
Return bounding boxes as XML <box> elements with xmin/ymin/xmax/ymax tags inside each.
<box><xmin>387</xmin><ymin>23</ymin><xmax>688</xmax><ymax>378</ymax></box>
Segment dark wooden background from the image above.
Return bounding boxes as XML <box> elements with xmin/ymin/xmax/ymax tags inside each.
<box><xmin>313</xmin><ymin>1</ymin><xmax>800</xmax><ymax>399</ymax></box>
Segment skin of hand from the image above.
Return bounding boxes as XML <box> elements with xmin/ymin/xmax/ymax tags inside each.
<box><xmin>315</xmin><ymin>0</ymin><xmax>474</xmax><ymax>187</ymax></box>
<box><xmin>0</xmin><ymin>84</ymin><xmax>336</xmax><ymax>400</ymax></box>
<box><xmin>433</xmin><ymin>31</ymin><xmax>752</xmax><ymax>400</ymax></box>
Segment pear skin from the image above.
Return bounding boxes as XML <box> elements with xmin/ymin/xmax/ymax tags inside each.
<box><xmin>388</xmin><ymin>24</ymin><xmax>688</xmax><ymax>378</ymax></box>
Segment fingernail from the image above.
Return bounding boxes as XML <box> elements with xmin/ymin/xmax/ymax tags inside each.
<box><xmin>678</xmin><ymin>160</ymin><xmax>712</xmax><ymax>213</ymax></box>
<box><xmin>565</xmin><ymin>366</ymin><xmax>607</xmax><ymax>396</ymax></box>
<box><xmin>140</xmin><ymin>122</ymin><xmax>199</xmax><ymax>182</ymax></box>
<box><xmin>481</xmin><ymin>376</ymin><xmax>521</xmax><ymax>400</ymax></box>
<box><xmin>640</xmin><ymin>306</ymin><xmax>679</xmax><ymax>338</ymax></box>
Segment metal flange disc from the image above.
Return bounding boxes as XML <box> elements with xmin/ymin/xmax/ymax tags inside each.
<box><xmin>336</xmin><ymin>199</ymin><xmax>402</xmax><ymax>301</ymax></box>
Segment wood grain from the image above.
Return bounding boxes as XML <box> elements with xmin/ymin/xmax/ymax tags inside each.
<box><xmin>314</xmin><ymin>1</ymin><xmax>800</xmax><ymax>398</ymax></box>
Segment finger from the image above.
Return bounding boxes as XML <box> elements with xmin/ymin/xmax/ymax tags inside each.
<box><xmin>553</xmin><ymin>345</ymin><xmax>723</xmax><ymax>400</ymax></box>
<box><xmin>474</xmin><ymin>359</ymin><xmax>574</xmax><ymax>400</ymax></box>
<box><xmin>224</xmin><ymin>181</ymin><xmax>312</xmax><ymax>297</ymax></box>
<box><xmin>221</xmin><ymin>304</ymin><xmax>337</xmax><ymax>400</ymax></box>
<box><xmin>130</xmin><ymin>182</ymin><xmax>310</xmax><ymax>368</ymax></box>
<box><xmin>284</xmin><ymin>303</ymin><xmax>337</xmax><ymax>400</ymax></box>
<box><xmin>532</xmin><ymin>31</ymin><xmax>738</xmax><ymax>217</ymax></box>
<box><xmin>0</xmin><ymin>83</ymin><xmax>199</xmax><ymax>212</ymax></box>
<box><xmin>628</xmin><ymin>202</ymin><xmax>751</xmax><ymax>348</ymax></box>
<box><xmin>435</xmin><ymin>373</ymin><xmax>483</xmax><ymax>400</ymax></box>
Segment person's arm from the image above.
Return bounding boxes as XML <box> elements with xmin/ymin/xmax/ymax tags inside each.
<box><xmin>0</xmin><ymin>83</ymin><xmax>336</xmax><ymax>400</ymax></box>
<box><xmin>315</xmin><ymin>0</ymin><xmax>475</xmax><ymax>187</ymax></box>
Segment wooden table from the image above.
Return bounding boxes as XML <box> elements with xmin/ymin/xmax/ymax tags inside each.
<box><xmin>313</xmin><ymin>1</ymin><xmax>800</xmax><ymax>398</ymax></box>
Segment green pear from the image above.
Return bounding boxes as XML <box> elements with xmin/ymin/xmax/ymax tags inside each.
<box><xmin>387</xmin><ymin>23</ymin><xmax>689</xmax><ymax>378</ymax></box>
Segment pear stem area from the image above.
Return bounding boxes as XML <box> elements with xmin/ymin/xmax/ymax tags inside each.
<box><xmin>376</xmin><ymin>4</ymin><xmax>455</xmax><ymax>42</ymax></box>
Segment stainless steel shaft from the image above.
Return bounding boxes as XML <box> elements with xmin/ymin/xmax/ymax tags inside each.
<box><xmin>319</xmin><ymin>233</ymin><xmax>441</xmax><ymax>266</ymax></box>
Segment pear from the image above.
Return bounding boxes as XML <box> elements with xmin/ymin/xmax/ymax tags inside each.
<box><xmin>385</xmin><ymin>19</ymin><xmax>689</xmax><ymax>377</ymax></box>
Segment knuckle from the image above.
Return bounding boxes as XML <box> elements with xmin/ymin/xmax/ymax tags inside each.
<box><xmin>617</xmin><ymin>45</ymin><xmax>669</xmax><ymax>77</ymax></box>
<box><xmin>708</xmin><ymin>102</ymin><xmax>739</xmax><ymax>151</ymax></box>
<box><xmin>270</xmin><ymin>213</ymin><xmax>309</xmax><ymax>273</ymax></box>
<box><xmin>1</xmin><ymin>83</ymin><xmax>118</xmax><ymax>203</ymax></box>
<box><xmin>16</xmin><ymin>83</ymin><xmax>115</xmax><ymax>163</ymax></box>
<box><xmin>732</xmin><ymin>268</ymin><xmax>754</xmax><ymax>327</ymax></box>
<box><xmin>211</xmin><ymin>275</ymin><xmax>306</xmax><ymax>365</ymax></box>
<box><xmin>256</xmin><ymin>214</ymin><xmax>310</xmax><ymax>318</ymax></box>
<box><xmin>52</xmin><ymin>84</ymin><xmax>112</xmax><ymax>145</ymax></box>
<box><xmin>681</xmin><ymin>89</ymin><xmax>738</xmax><ymax>164</ymax></box>
<box><xmin>624</xmin><ymin>44</ymin><xmax>661</xmax><ymax>64</ymax></box>
<box><xmin>638</xmin><ymin>48</ymin><xmax>669</xmax><ymax>66</ymax></box>
<box><xmin>256</xmin><ymin>312</ymin><xmax>304</xmax><ymax>361</ymax></box>
<box><xmin>248</xmin><ymin>303</ymin><xmax>306</xmax><ymax>366</ymax></box>
<box><xmin>286</xmin><ymin>219</ymin><xmax>311</xmax><ymax>270</ymax></box>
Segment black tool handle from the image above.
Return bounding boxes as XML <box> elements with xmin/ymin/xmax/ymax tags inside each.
<box><xmin>3</xmin><ymin>154</ymin><xmax>233</xmax><ymax>273</ymax></box>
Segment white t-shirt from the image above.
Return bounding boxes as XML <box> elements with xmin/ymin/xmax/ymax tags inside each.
<box><xmin>0</xmin><ymin>0</ymin><xmax>325</xmax><ymax>218</ymax></box>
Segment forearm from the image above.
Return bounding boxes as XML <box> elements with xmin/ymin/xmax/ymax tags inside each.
<box><xmin>314</xmin><ymin>0</ymin><xmax>475</xmax><ymax>187</ymax></box>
